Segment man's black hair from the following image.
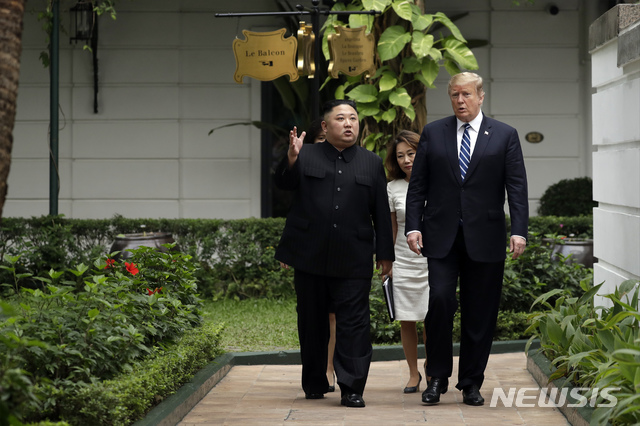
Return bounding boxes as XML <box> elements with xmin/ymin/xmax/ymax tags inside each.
<box><xmin>322</xmin><ymin>99</ymin><xmax>358</xmax><ymax>118</ymax></box>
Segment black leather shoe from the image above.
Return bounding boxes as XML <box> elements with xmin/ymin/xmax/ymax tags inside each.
<box><xmin>341</xmin><ymin>393</ymin><xmax>365</xmax><ymax>407</ymax></box>
<box><xmin>305</xmin><ymin>393</ymin><xmax>324</xmax><ymax>400</ymax></box>
<box><xmin>462</xmin><ymin>384</ymin><xmax>484</xmax><ymax>406</ymax></box>
<box><xmin>403</xmin><ymin>373</ymin><xmax>422</xmax><ymax>393</ymax></box>
<box><xmin>421</xmin><ymin>377</ymin><xmax>448</xmax><ymax>405</ymax></box>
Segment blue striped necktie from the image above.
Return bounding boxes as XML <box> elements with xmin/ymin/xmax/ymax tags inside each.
<box><xmin>460</xmin><ymin>123</ymin><xmax>471</xmax><ymax>180</ymax></box>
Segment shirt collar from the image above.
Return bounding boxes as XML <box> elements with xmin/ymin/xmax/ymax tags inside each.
<box><xmin>457</xmin><ymin>111</ymin><xmax>484</xmax><ymax>133</ymax></box>
<box><xmin>323</xmin><ymin>141</ymin><xmax>358</xmax><ymax>162</ymax></box>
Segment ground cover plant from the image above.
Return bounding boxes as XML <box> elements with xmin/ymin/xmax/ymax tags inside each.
<box><xmin>526</xmin><ymin>279</ymin><xmax>640</xmax><ymax>426</ymax></box>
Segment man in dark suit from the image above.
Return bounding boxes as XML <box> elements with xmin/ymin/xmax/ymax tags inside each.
<box><xmin>405</xmin><ymin>72</ymin><xmax>528</xmax><ymax>406</ymax></box>
<box><xmin>275</xmin><ymin>99</ymin><xmax>394</xmax><ymax>408</ymax></box>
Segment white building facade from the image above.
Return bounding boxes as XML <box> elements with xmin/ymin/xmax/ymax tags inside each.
<box><xmin>8</xmin><ymin>0</ymin><xmax>611</xmax><ymax>219</ymax></box>
<box><xmin>589</xmin><ymin>4</ymin><xmax>640</xmax><ymax>303</ymax></box>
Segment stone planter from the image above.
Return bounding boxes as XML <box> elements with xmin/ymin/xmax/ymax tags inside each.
<box><xmin>542</xmin><ymin>238</ymin><xmax>595</xmax><ymax>268</ymax></box>
<box><xmin>110</xmin><ymin>232</ymin><xmax>177</xmax><ymax>260</ymax></box>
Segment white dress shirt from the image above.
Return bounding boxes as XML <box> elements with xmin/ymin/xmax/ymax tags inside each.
<box><xmin>456</xmin><ymin>111</ymin><xmax>483</xmax><ymax>158</ymax></box>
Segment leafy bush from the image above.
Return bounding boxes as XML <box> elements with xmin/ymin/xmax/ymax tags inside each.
<box><xmin>1</xmin><ymin>246</ymin><xmax>203</xmax><ymax>424</ymax></box>
<box><xmin>527</xmin><ymin>215</ymin><xmax>593</xmax><ymax>239</ymax></box>
<box><xmin>538</xmin><ymin>177</ymin><xmax>596</xmax><ymax>216</ymax></box>
<box><xmin>501</xmin><ymin>233</ymin><xmax>592</xmax><ymax>312</ymax></box>
<box><xmin>0</xmin><ymin>301</ymin><xmax>44</xmax><ymax>426</ymax></box>
<box><xmin>0</xmin><ymin>216</ymin><xmax>293</xmax><ymax>300</ymax></box>
<box><xmin>56</xmin><ymin>322</ymin><xmax>224</xmax><ymax>426</ymax></box>
<box><xmin>526</xmin><ymin>279</ymin><xmax>640</xmax><ymax>426</ymax></box>
<box><xmin>1</xmin><ymin>215</ymin><xmax>594</xmax><ymax>303</ymax></box>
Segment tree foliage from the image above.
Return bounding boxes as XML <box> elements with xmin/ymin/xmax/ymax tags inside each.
<box><xmin>322</xmin><ymin>0</ymin><xmax>479</xmax><ymax>157</ymax></box>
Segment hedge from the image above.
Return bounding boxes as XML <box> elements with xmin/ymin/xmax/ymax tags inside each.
<box><xmin>1</xmin><ymin>214</ymin><xmax>592</xmax><ymax>301</ymax></box>
<box><xmin>57</xmin><ymin>322</ymin><xmax>224</xmax><ymax>426</ymax></box>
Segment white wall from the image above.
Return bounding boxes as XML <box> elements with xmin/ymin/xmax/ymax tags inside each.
<box><xmin>589</xmin><ymin>4</ymin><xmax>640</xmax><ymax>304</ymax></box>
<box><xmin>8</xmin><ymin>0</ymin><xmax>600</xmax><ymax>219</ymax></box>
<box><xmin>8</xmin><ymin>0</ymin><xmax>281</xmax><ymax>219</ymax></box>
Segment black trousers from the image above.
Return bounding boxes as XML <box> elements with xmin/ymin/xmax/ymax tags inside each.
<box><xmin>425</xmin><ymin>225</ymin><xmax>505</xmax><ymax>390</ymax></box>
<box><xmin>294</xmin><ymin>270</ymin><xmax>372</xmax><ymax>395</ymax></box>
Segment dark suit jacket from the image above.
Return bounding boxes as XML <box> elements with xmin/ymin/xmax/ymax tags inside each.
<box><xmin>275</xmin><ymin>141</ymin><xmax>394</xmax><ymax>278</ymax></box>
<box><xmin>405</xmin><ymin>115</ymin><xmax>528</xmax><ymax>263</ymax></box>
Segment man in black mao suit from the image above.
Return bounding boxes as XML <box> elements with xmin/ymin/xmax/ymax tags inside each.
<box><xmin>405</xmin><ymin>72</ymin><xmax>528</xmax><ymax>406</ymax></box>
<box><xmin>275</xmin><ymin>99</ymin><xmax>394</xmax><ymax>408</ymax></box>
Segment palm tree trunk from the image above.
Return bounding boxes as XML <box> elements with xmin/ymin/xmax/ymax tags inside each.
<box><xmin>0</xmin><ymin>0</ymin><xmax>24</xmax><ymax>219</ymax></box>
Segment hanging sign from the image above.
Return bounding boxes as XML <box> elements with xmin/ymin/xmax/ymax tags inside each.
<box><xmin>327</xmin><ymin>26</ymin><xmax>376</xmax><ymax>78</ymax></box>
<box><xmin>232</xmin><ymin>28</ymin><xmax>298</xmax><ymax>83</ymax></box>
<box><xmin>297</xmin><ymin>22</ymin><xmax>315</xmax><ymax>78</ymax></box>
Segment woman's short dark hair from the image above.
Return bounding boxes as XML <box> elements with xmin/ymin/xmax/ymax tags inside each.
<box><xmin>305</xmin><ymin>117</ymin><xmax>324</xmax><ymax>144</ymax></box>
<box><xmin>385</xmin><ymin>130</ymin><xmax>420</xmax><ymax>181</ymax></box>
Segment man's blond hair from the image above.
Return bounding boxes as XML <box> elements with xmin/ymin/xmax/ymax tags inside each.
<box><xmin>448</xmin><ymin>72</ymin><xmax>484</xmax><ymax>97</ymax></box>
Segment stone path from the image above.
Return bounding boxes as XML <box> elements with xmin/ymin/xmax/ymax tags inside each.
<box><xmin>178</xmin><ymin>352</ymin><xmax>570</xmax><ymax>425</ymax></box>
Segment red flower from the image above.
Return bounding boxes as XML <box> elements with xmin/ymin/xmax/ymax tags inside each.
<box><xmin>104</xmin><ymin>258</ymin><xmax>115</xmax><ymax>269</ymax></box>
<box><xmin>147</xmin><ymin>287</ymin><xmax>162</xmax><ymax>295</ymax></box>
<box><xmin>125</xmin><ymin>262</ymin><xmax>139</xmax><ymax>275</ymax></box>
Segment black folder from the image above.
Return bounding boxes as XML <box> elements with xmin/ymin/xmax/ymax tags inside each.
<box><xmin>382</xmin><ymin>276</ymin><xmax>395</xmax><ymax>321</ymax></box>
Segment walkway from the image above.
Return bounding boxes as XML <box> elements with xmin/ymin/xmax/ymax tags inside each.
<box><xmin>177</xmin><ymin>352</ymin><xmax>569</xmax><ymax>425</ymax></box>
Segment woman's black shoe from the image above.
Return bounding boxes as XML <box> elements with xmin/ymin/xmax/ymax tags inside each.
<box><xmin>327</xmin><ymin>372</ymin><xmax>336</xmax><ymax>392</ymax></box>
<box><xmin>403</xmin><ymin>373</ymin><xmax>422</xmax><ymax>393</ymax></box>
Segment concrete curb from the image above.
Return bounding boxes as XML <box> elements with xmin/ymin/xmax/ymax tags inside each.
<box><xmin>526</xmin><ymin>349</ymin><xmax>595</xmax><ymax>426</ymax></box>
<box><xmin>135</xmin><ymin>339</ymin><xmax>539</xmax><ymax>426</ymax></box>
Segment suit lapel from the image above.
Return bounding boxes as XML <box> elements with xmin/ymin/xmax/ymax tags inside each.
<box><xmin>464</xmin><ymin>117</ymin><xmax>491</xmax><ymax>182</ymax></box>
<box><xmin>444</xmin><ymin>117</ymin><xmax>463</xmax><ymax>185</ymax></box>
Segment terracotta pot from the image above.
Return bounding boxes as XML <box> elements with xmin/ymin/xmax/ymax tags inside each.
<box><xmin>110</xmin><ymin>232</ymin><xmax>177</xmax><ymax>260</ymax></box>
<box><xmin>542</xmin><ymin>238</ymin><xmax>594</xmax><ymax>268</ymax></box>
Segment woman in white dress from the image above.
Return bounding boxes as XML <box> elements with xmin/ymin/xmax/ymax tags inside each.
<box><xmin>385</xmin><ymin>130</ymin><xmax>430</xmax><ymax>393</ymax></box>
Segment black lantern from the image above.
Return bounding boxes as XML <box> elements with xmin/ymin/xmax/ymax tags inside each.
<box><xmin>69</xmin><ymin>1</ymin><xmax>99</xmax><ymax>113</ymax></box>
<box><xmin>70</xmin><ymin>1</ymin><xmax>95</xmax><ymax>43</ymax></box>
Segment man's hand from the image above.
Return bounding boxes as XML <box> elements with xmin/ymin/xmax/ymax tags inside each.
<box><xmin>509</xmin><ymin>235</ymin><xmax>526</xmax><ymax>260</ymax></box>
<box><xmin>406</xmin><ymin>232</ymin><xmax>423</xmax><ymax>255</ymax></box>
<box><xmin>377</xmin><ymin>259</ymin><xmax>392</xmax><ymax>277</ymax></box>
<box><xmin>288</xmin><ymin>126</ymin><xmax>305</xmax><ymax>167</ymax></box>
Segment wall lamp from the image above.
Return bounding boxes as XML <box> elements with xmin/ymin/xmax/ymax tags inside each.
<box><xmin>70</xmin><ymin>1</ymin><xmax>99</xmax><ymax>113</ymax></box>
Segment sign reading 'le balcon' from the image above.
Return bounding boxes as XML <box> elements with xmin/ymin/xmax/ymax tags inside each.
<box><xmin>232</xmin><ymin>28</ymin><xmax>298</xmax><ymax>83</ymax></box>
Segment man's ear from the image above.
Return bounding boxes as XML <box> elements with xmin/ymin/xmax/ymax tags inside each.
<box><xmin>321</xmin><ymin>121</ymin><xmax>327</xmax><ymax>132</ymax></box>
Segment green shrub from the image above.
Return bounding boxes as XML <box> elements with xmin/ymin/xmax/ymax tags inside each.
<box><xmin>55</xmin><ymin>322</ymin><xmax>224</xmax><ymax>426</ymax></box>
<box><xmin>1</xmin><ymin>215</ymin><xmax>594</xmax><ymax>303</ymax></box>
<box><xmin>527</xmin><ymin>215</ymin><xmax>593</xmax><ymax>239</ymax></box>
<box><xmin>0</xmin><ymin>301</ymin><xmax>44</xmax><ymax>426</ymax></box>
<box><xmin>0</xmin><ymin>216</ymin><xmax>293</xmax><ymax>300</ymax></box>
<box><xmin>501</xmin><ymin>233</ymin><xmax>592</xmax><ymax>312</ymax></box>
<box><xmin>1</xmin><ymin>246</ymin><xmax>203</xmax><ymax>424</ymax></box>
<box><xmin>526</xmin><ymin>279</ymin><xmax>640</xmax><ymax>426</ymax></box>
<box><xmin>538</xmin><ymin>177</ymin><xmax>596</xmax><ymax>216</ymax></box>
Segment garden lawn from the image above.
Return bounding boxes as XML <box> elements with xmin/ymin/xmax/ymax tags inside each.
<box><xmin>201</xmin><ymin>298</ymin><xmax>299</xmax><ymax>352</ymax></box>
